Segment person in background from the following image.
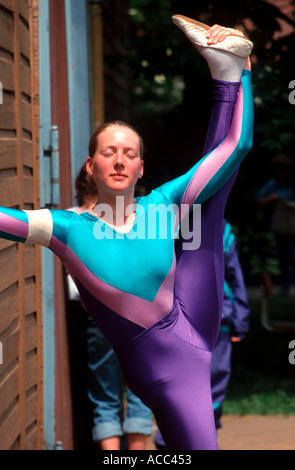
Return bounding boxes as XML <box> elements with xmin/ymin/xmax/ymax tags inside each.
<box><xmin>67</xmin><ymin>164</ymin><xmax>153</xmax><ymax>450</ymax></box>
<box><xmin>256</xmin><ymin>154</ymin><xmax>295</xmax><ymax>294</ymax></box>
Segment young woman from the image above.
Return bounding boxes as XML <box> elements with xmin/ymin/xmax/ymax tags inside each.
<box><xmin>0</xmin><ymin>16</ymin><xmax>253</xmax><ymax>449</ymax></box>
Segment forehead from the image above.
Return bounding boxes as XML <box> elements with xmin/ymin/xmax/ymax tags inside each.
<box><xmin>98</xmin><ymin>125</ymin><xmax>140</xmax><ymax>148</ymax></box>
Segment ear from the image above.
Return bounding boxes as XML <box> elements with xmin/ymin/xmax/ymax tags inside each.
<box><xmin>86</xmin><ymin>156</ymin><xmax>94</xmax><ymax>175</ymax></box>
<box><xmin>138</xmin><ymin>159</ymin><xmax>144</xmax><ymax>179</ymax></box>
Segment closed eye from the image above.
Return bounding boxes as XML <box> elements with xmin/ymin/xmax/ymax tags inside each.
<box><xmin>100</xmin><ymin>147</ymin><xmax>139</xmax><ymax>158</ymax></box>
<box><xmin>101</xmin><ymin>148</ymin><xmax>115</xmax><ymax>157</ymax></box>
<box><xmin>125</xmin><ymin>151</ymin><xmax>138</xmax><ymax>158</ymax></box>
<box><xmin>101</xmin><ymin>151</ymin><xmax>114</xmax><ymax>157</ymax></box>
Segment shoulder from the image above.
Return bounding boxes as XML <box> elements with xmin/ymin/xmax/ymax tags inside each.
<box><xmin>48</xmin><ymin>209</ymin><xmax>76</xmax><ymax>241</ymax></box>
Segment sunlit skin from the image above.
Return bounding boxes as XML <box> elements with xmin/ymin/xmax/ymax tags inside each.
<box><xmin>206</xmin><ymin>24</ymin><xmax>244</xmax><ymax>44</ymax></box>
<box><xmin>86</xmin><ymin>125</ymin><xmax>144</xmax><ymax>229</ymax></box>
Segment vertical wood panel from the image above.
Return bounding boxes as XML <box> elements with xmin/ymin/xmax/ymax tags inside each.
<box><xmin>13</xmin><ymin>0</ymin><xmax>26</xmax><ymax>449</ymax></box>
<box><xmin>0</xmin><ymin>0</ymin><xmax>42</xmax><ymax>450</ymax></box>
<box><xmin>30</xmin><ymin>0</ymin><xmax>43</xmax><ymax>449</ymax></box>
<box><xmin>49</xmin><ymin>0</ymin><xmax>74</xmax><ymax>449</ymax></box>
<box><xmin>0</xmin><ymin>0</ymin><xmax>21</xmax><ymax>450</ymax></box>
<box><xmin>49</xmin><ymin>0</ymin><xmax>72</xmax><ymax>209</ymax></box>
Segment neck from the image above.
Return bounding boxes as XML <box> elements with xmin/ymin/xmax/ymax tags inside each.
<box><xmin>93</xmin><ymin>191</ymin><xmax>136</xmax><ymax>228</ymax></box>
<box><xmin>80</xmin><ymin>196</ymin><xmax>98</xmax><ymax>212</ymax></box>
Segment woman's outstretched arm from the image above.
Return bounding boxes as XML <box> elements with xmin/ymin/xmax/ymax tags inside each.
<box><xmin>0</xmin><ymin>207</ymin><xmax>30</xmax><ymax>244</ymax></box>
<box><xmin>0</xmin><ymin>207</ymin><xmax>72</xmax><ymax>249</ymax></box>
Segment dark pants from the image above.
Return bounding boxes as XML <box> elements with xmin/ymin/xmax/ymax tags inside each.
<box><xmin>211</xmin><ymin>328</ymin><xmax>232</xmax><ymax>429</ymax></box>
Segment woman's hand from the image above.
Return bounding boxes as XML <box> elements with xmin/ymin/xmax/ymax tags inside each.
<box><xmin>244</xmin><ymin>56</ymin><xmax>251</xmax><ymax>71</ymax></box>
<box><xmin>206</xmin><ymin>25</ymin><xmax>245</xmax><ymax>44</ymax></box>
<box><xmin>206</xmin><ymin>25</ymin><xmax>252</xmax><ymax>70</ymax></box>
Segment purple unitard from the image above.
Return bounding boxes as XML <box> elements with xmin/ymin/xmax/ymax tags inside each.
<box><xmin>0</xmin><ymin>71</ymin><xmax>253</xmax><ymax>449</ymax></box>
<box><xmin>115</xmin><ymin>76</ymin><xmax>252</xmax><ymax>450</ymax></box>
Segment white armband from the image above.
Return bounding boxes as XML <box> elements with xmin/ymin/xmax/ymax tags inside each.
<box><xmin>24</xmin><ymin>209</ymin><xmax>53</xmax><ymax>247</ymax></box>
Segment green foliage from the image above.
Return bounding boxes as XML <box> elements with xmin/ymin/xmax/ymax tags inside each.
<box><xmin>129</xmin><ymin>0</ymin><xmax>295</xmax><ymax>153</ymax></box>
<box><xmin>224</xmin><ymin>369</ymin><xmax>295</xmax><ymax>415</ymax></box>
<box><xmin>129</xmin><ymin>0</ymin><xmax>188</xmax><ymax>117</ymax></box>
<box><xmin>224</xmin><ymin>294</ymin><xmax>295</xmax><ymax>415</ymax></box>
<box><xmin>232</xmin><ymin>211</ymin><xmax>280</xmax><ymax>280</ymax></box>
<box><xmin>253</xmin><ymin>63</ymin><xmax>295</xmax><ymax>153</ymax></box>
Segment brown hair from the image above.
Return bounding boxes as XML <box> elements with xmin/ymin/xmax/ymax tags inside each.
<box><xmin>75</xmin><ymin>163</ymin><xmax>98</xmax><ymax>207</ymax></box>
<box><xmin>88</xmin><ymin>120</ymin><xmax>144</xmax><ymax>160</ymax></box>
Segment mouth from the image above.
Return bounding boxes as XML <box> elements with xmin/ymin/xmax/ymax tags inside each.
<box><xmin>110</xmin><ymin>173</ymin><xmax>127</xmax><ymax>180</ymax></box>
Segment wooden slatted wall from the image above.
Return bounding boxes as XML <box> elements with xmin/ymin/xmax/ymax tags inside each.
<box><xmin>0</xmin><ymin>0</ymin><xmax>42</xmax><ymax>450</ymax></box>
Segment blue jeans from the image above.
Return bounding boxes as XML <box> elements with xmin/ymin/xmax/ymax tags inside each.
<box><xmin>87</xmin><ymin>316</ymin><xmax>153</xmax><ymax>441</ymax></box>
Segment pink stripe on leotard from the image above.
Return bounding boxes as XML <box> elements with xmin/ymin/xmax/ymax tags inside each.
<box><xmin>49</xmin><ymin>236</ymin><xmax>175</xmax><ymax>329</ymax></box>
<box><xmin>180</xmin><ymin>85</ymin><xmax>243</xmax><ymax>208</ymax></box>
<box><xmin>0</xmin><ymin>213</ymin><xmax>28</xmax><ymax>239</ymax></box>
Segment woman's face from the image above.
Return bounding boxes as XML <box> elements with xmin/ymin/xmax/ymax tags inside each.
<box><xmin>86</xmin><ymin>125</ymin><xmax>144</xmax><ymax>198</ymax></box>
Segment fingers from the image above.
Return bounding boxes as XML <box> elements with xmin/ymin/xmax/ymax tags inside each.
<box><xmin>206</xmin><ymin>24</ymin><xmax>245</xmax><ymax>45</ymax></box>
<box><xmin>244</xmin><ymin>57</ymin><xmax>251</xmax><ymax>71</ymax></box>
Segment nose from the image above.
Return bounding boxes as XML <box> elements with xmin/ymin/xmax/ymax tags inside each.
<box><xmin>114</xmin><ymin>150</ymin><xmax>125</xmax><ymax>168</ymax></box>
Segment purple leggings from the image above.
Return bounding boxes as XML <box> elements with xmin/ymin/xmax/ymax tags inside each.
<box><xmin>115</xmin><ymin>80</ymin><xmax>240</xmax><ymax>450</ymax></box>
